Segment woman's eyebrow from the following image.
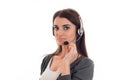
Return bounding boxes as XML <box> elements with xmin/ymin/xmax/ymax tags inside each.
<box><xmin>53</xmin><ymin>24</ymin><xmax>71</xmax><ymax>27</ymax></box>
<box><xmin>53</xmin><ymin>25</ymin><xmax>58</xmax><ymax>27</ymax></box>
<box><xmin>62</xmin><ymin>24</ymin><xmax>71</xmax><ymax>27</ymax></box>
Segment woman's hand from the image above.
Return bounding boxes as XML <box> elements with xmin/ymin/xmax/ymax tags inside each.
<box><xmin>58</xmin><ymin>43</ymin><xmax>79</xmax><ymax>75</ymax></box>
<box><xmin>63</xmin><ymin>43</ymin><xmax>79</xmax><ymax>65</ymax></box>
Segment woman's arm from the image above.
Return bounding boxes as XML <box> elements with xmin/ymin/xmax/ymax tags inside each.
<box><xmin>58</xmin><ymin>58</ymin><xmax>94</xmax><ymax>80</ymax></box>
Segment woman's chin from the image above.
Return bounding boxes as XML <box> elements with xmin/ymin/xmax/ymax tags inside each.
<box><xmin>57</xmin><ymin>42</ymin><xmax>63</xmax><ymax>46</ymax></box>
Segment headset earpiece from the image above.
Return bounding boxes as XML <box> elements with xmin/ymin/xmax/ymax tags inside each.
<box><xmin>76</xmin><ymin>17</ymin><xmax>84</xmax><ymax>41</ymax></box>
<box><xmin>77</xmin><ymin>25</ymin><xmax>83</xmax><ymax>37</ymax></box>
<box><xmin>52</xmin><ymin>27</ymin><xmax>54</xmax><ymax>36</ymax></box>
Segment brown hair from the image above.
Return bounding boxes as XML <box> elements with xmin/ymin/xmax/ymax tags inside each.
<box><xmin>52</xmin><ymin>8</ymin><xmax>88</xmax><ymax>57</ymax></box>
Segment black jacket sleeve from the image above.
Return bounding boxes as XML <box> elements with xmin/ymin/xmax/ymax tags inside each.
<box><xmin>58</xmin><ymin>57</ymin><xmax>94</xmax><ymax>80</ymax></box>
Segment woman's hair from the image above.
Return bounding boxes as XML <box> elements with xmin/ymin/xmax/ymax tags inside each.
<box><xmin>52</xmin><ymin>8</ymin><xmax>88</xmax><ymax>57</ymax></box>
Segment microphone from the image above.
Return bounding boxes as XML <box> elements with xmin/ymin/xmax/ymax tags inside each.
<box><xmin>63</xmin><ymin>41</ymin><xmax>69</xmax><ymax>45</ymax></box>
<box><xmin>63</xmin><ymin>37</ymin><xmax>75</xmax><ymax>45</ymax></box>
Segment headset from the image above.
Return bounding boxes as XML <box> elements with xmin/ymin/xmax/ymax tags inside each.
<box><xmin>76</xmin><ymin>17</ymin><xmax>84</xmax><ymax>41</ymax></box>
<box><xmin>52</xmin><ymin>17</ymin><xmax>84</xmax><ymax>42</ymax></box>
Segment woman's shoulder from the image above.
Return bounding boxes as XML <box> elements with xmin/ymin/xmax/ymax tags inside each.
<box><xmin>40</xmin><ymin>54</ymin><xmax>53</xmax><ymax>75</ymax></box>
<box><xmin>71</xmin><ymin>56</ymin><xmax>94</xmax><ymax>69</ymax></box>
<box><xmin>81</xmin><ymin>56</ymin><xmax>94</xmax><ymax>64</ymax></box>
<box><xmin>70</xmin><ymin>56</ymin><xmax>94</xmax><ymax>80</ymax></box>
<box><xmin>42</xmin><ymin>54</ymin><xmax>53</xmax><ymax>62</ymax></box>
<box><xmin>77</xmin><ymin>56</ymin><xmax>94</xmax><ymax>68</ymax></box>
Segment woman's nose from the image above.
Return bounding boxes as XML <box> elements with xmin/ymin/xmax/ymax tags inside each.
<box><xmin>56</xmin><ymin>29</ymin><xmax>64</xmax><ymax>36</ymax></box>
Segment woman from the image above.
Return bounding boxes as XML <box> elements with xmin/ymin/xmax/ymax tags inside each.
<box><xmin>40</xmin><ymin>8</ymin><xmax>94</xmax><ymax>80</ymax></box>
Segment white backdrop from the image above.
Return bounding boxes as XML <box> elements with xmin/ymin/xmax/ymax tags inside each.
<box><xmin>0</xmin><ymin>0</ymin><xmax>120</xmax><ymax>80</ymax></box>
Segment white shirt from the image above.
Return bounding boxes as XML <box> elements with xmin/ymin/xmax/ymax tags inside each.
<box><xmin>39</xmin><ymin>58</ymin><xmax>61</xmax><ymax>80</ymax></box>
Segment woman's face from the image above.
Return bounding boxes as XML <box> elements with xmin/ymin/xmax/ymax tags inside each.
<box><xmin>53</xmin><ymin>17</ymin><xmax>76</xmax><ymax>45</ymax></box>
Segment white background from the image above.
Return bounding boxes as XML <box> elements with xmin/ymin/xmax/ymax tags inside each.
<box><xmin>0</xmin><ymin>0</ymin><xmax>120</xmax><ymax>80</ymax></box>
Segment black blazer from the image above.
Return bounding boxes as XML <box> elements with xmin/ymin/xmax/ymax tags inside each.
<box><xmin>40</xmin><ymin>54</ymin><xmax>94</xmax><ymax>80</ymax></box>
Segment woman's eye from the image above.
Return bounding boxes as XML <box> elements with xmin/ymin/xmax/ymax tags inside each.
<box><xmin>54</xmin><ymin>26</ymin><xmax>59</xmax><ymax>31</ymax></box>
<box><xmin>64</xmin><ymin>26</ymin><xmax>70</xmax><ymax>30</ymax></box>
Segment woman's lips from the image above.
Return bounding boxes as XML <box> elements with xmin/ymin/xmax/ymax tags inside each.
<box><xmin>57</xmin><ymin>38</ymin><xmax>66</xmax><ymax>42</ymax></box>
